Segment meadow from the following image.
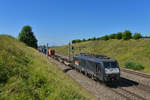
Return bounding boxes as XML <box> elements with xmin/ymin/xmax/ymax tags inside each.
<box><xmin>53</xmin><ymin>39</ymin><xmax>150</xmax><ymax>73</ymax></box>
<box><xmin>0</xmin><ymin>35</ymin><xmax>95</xmax><ymax>100</ymax></box>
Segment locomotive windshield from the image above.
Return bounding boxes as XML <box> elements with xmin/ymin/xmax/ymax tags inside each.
<box><xmin>103</xmin><ymin>61</ymin><xmax>118</xmax><ymax>68</ymax></box>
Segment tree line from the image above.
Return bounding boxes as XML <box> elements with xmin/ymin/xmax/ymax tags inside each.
<box><xmin>72</xmin><ymin>30</ymin><xmax>150</xmax><ymax>44</ymax></box>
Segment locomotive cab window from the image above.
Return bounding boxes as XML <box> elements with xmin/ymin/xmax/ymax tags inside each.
<box><xmin>103</xmin><ymin>61</ymin><xmax>118</xmax><ymax>68</ymax></box>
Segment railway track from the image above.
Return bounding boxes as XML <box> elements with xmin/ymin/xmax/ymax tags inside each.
<box><xmin>90</xmin><ymin>79</ymin><xmax>148</xmax><ymax>100</ymax></box>
<box><xmin>111</xmin><ymin>87</ymin><xmax>147</xmax><ymax>100</ymax></box>
<box><xmin>56</xmin><ymin>53</ymin><xmax>150</xmax><ymax>80</ymax></box>
<box><xmin>120</xmin><ymin>78</ymin><xmax>150</xmax><ymax>93</ymax></box>
<box><xmin>49</xmin><ymin>54</ymin><xmax>149</xmax><ymax>100</ymax></box>
<box><xmin>120</xmin><ymin>68</ymin><xmax>150</xmax><ymax>79</ymax></box>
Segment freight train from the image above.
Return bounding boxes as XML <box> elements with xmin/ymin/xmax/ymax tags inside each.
<box><xmin>39</xmin><ymin>48</ymin><xmax>55</xmax><ymax>55</ymax></box>
<box><xmin>40</xmin><ymin>48</ymin><xmax>120</xmax><ymax>82</ymax></box>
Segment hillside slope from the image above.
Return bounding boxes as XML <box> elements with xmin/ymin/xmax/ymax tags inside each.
<box><xmin>54</xmin><ymin>39</ymin><xmax>150</xmax><ymax>73</ymax></box>
<box><xmin>0</xmin><ymin>35</ymin><xmax>95</xmax><ymax>100</ymax></box>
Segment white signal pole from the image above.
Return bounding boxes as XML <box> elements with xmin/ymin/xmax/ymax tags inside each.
<box><xmin>68</xmin><ymin>41</ymin><xmax>71</xmax><ymax>61</ymax></box>
<box><xmin>46</xmin><ymin>43</ymin><xmax>48</xmax><ymax>56</ymax></box>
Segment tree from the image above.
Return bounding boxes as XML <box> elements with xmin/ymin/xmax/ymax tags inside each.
<box><xmin>18</xmin><ymin>25</ymin><xmax>38</xmax><ymax>48</ymax></box>
<box><xmin>88</xmin><ymin>38</ymin><xmax>92</xmax><ymax>41</ymax></box>
<box><xmin>109</xmin><ymin>34</ymin><xmax>116</xmax><ymax>39</ymax></box>
<box><xmin>72</xmin><ymin>40</ymin><xmax>75</xmax><ymax>44</ymax></box>
<box><xmin>122</xmin><ymin>30</ymin><xmax>132</xmax><ymax>40</ymax></box>
<box><xmin>82</xmin><ymin>38</ymin><xmax>86</xmax><ymax>42</ymax></box>
<box><xmin>102</xmin><ymin>35</ymin><xmax>109</xmax><ymax>40</ymax></box>
<box><xmin>91</xmin><ymin>37</ymin><xmax>96</xmax><ymax>41</ymax></box>
<box><xmin>72</xmin><ymin>39</ymin><xmax>82</xmax><ymax>44</ymax></box>
<box><xmin>133</xmin><ymin>33</ymin><xmax>142</xmax><ymax>40</ymax></box>
<box><xmin>116</xmin><ymin>32</ymin><xmax>122</xmax><ymax>40</ymax></box>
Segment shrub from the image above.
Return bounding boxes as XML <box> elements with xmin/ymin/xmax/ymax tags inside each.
<box><xmin>109</xmin><ymin>34</ymin><xmax>116</xmax><ymax>39</ymax></box>
<box><xmin>91</xmin><ymin>37</ymin><xmax>96</xmax><ymax>41</ymax></box>
<box><xmin>72</xmin><ymin>39</ymin><xmax>82</xmax><ymax>44</ymax></box>
<box><xmin>116</xmin><ymin>32</ymin><xmax>122</xmax><ymax>39</ymax></box>
<box><xmin>101</xmin><ymin>35</ymin><xmax>109</xmax><ymax>40</ymax></box>
<box><xmin>82</xmin><ymin>38</ymin><xmax>86</xmax><ymax>42</ymax></box>
<box><xmin>72</xmin><ymin>40</ymin><xmax>76</xmax><ymax>44</ymax></box>
<box><xmin>124</xmin><ymin>61</ymin><xmax>144</xmax><ymax>70</ymax></box>
<box><xmin>88</xmin><ymin>38</ymin><xmax>92</xmax><ymax>41</ymax></box>
<box><xmin>143</xmin><ymin>36</ymin><xmax>150</xmax><ymax>38</ymax></box>
<box><xmin>122</xmin><ymin>30</ymin><xmax>132</xmax><ymax>40</ymax></box>
<box><xmin>135</xmin><ymin>64</ymin><xmax>144</xmax><ymax>70</ymax></box>
<box><xmin>133</xmin><ymin>33</ymin><xmax>142</xmax><ymax>40</ymax></box>
<box><xmin>125</xmin><ymin>61</ymin><xmax>135</xmax><ymax>69</ymax></box>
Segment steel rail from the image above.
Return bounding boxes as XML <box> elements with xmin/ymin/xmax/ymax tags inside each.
<box><xmin>120</xmin><ymin>68</ymin><xmax>150</xmax><ymax>79</ymax></box>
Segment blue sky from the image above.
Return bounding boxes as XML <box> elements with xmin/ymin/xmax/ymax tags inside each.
<box><xmin>0</xmin><ymin>0</ymin><xmax>150</xmax><ymax>46</ymax></box>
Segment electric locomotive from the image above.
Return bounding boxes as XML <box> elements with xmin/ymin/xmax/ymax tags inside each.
<box><xmin>72</xmin><ymin>53</ymin><xmax>120</xmax><ymax>82</ymax></box>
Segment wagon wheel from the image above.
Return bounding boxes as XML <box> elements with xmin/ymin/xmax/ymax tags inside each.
<box><xmin>91</xmin><ymin>75</ymin><xmax>94</xmax><ymax>80</ymax></box>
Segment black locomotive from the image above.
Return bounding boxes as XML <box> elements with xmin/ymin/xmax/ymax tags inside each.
<box><xmin>72</xmin><ymin>53</ymin><xmax>120</xmax><ymax>82</ymax></box>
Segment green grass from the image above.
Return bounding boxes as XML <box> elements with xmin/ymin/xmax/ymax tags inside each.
<box><xmin>53</xmin><ymin>39</ymin><xmax>150</xmax><ymax>74</ymax></box>
<box><xmin>0</xmin><ymin>35</ymin><xmax>95</xmax><ymax>100</ymax></box>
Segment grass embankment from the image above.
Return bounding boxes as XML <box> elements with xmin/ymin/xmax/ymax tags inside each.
<box><xmin>0</xmin><ymin>35</ymin><xmax>95</xmax><ymax>100</ymax></box>
<box><xmin>53</xmin><ymin>39</ymin><xmax>150</xmax><ymax>73</ymax></box>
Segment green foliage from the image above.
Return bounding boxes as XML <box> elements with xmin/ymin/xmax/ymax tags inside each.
<box><xmin>102</xmin><ymin>35</ymin><xmax>109</xmax><ymax>40</ymax></box>
<box><xmin>124</xmin><ymin>61</ymin><xmax>144</xmax><ymax>70</ymax></box>
<box><xmin>72</xmin><ymin>38</ymin><xmax>87</xmax><ymax>44</ymax></box>
<box><xmin>72</xmin><ymin>39</ymin><xmax>82</xmax><ymax>44</ymax></box>
<box><xmin>0</xmin><ymin>35</ymin><xmax>94</xmax><ymax>100</ymax></box>
<box><xmin>18</xmin><ymin>25</ymin><xmax>38</xmax><ymax>48</ymax></box>
<box><xmin>116</xmin><ymin>32</ymin><xmax>122</xmax><ymax>40</ymax></box>
<box><xmin>133</xmin><ymin>33</ymin><xmax>142</xmax><ymax>40</ymax></box>
<box><xmin>88</xmin><ymin>38</ymin><xmax>92</xmax><ymax>41</ymax></box>
<box><xmin>82</xmin><ymin>38</ymin><xmax>86</xmax><ymax>42</ymax></box>
<box><xmin>71</xmin><ymin>30</ymin><xmax>147</xmax><ymax>43</ymax></box>
<box><xmin>91</xmin><ymin>37</ymin><xmax>96</xmax><ymax>41</ymax></box>
<box><xmin>122</xmin><ymin>30</ymin><xmax>132</xmax><ymax>40</ymax></box>
<box><xmin>143</xmin><ymin>36</ymin><xmax>150</xmax><ymax>38</ymax></box>
<box><xmin>109</xmin><ymin>34</ymin><xmax>116</xmax><ymax>39</ymax></box>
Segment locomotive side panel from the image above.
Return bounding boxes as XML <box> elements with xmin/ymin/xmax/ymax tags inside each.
<box><xmin>73</xmin><ymin>54</ymin><xmax>120</xmax><ymax>82</ymax></box>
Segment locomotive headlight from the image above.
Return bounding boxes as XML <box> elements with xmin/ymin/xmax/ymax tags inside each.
<box><xmin>105</xmin><ymin>68</ymin><xmax>119</xmax><ymax>74</ymax></box>
<box><xmin>105</xmin><ymin>68</ymin><xmax>111</xmax><ymax>74</ymax></box>
<box><xmin>115</xmin><ymin>68</ymin><xmax>120</xmax><ymax>73</ymax></box>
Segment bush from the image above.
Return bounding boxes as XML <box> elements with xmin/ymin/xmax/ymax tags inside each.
<box><xmin>143</xmin><ymin>36</ymin><xmax>150</xmax><ymax>38</ymax></box>
<box><xmin>91</xmin><ymin>37</ymin><xmax>96</xmax><ymax>41</ymax></box>
<box><xmin>133</xmin><ymin>33</ymin><xmax>142</xmax><ymax>40</ymax></box>
<box><xmin>122</xmin><ymin>30</ymin><xmax>132</xmax><ymax>40</ymax></box>
<box><xmin>124</xmin><ymin>61</ymin><xmax>144</xmax><ymax>70</ymax></box>
<box><xmin>101</xmin><ymin>35</ymin><xmax>109</xmax><ymax>40</ymax></box>
<box><xmin>72</xmin><ymin>39</ymin><xmax>82</xmax><ymax>44</ymax></box>
<box><xmin>82</xmin><ymin>38</ymin><xmax>86</xmax><ymax>42</ymax></box>
<box><xmin>109</xmin><ymin>34</ymin><xmax>116</xmax><ymax>39</ymax></box>
<box><xmin>116</xmin><ymin>32</ymin><xmax>122</xmax><ymax>40</ymax></box>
